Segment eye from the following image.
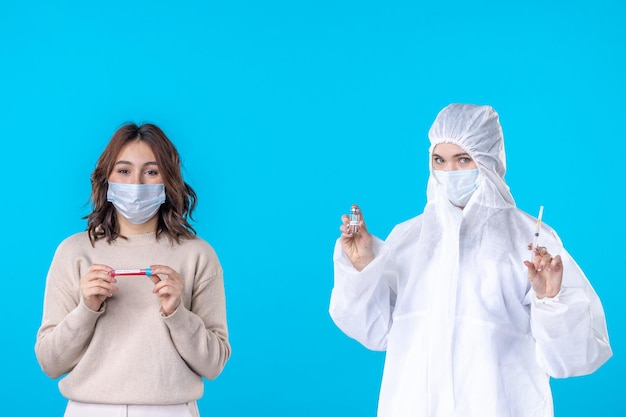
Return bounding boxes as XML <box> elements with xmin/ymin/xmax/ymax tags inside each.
<box><xmin>459</xmin><ymin>156</ymin><xmax>472</xmax><ymax>164</ymax></box>
<box><xmin>145</xmin><ymin>169</ymin><xmax>160</xmax><ymax>176</ymax></box>
<box><xmin>433</xmin><ymin>156</ymin><xmax>444</xmax><ymax>164</ymax></box>
<box><xmin>117</xmin><ymin>168</ymin><xmax>130</xmax><ymax>174</ymax></box>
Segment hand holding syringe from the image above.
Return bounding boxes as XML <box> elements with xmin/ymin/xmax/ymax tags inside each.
<box><xmin>524</xmin><ymin>205</ymin><xmax>563</xmax><ymax>299</ymax></box>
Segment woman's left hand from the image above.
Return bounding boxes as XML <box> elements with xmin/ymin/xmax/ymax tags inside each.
<box><xmin>524</xmin><ymin>246</ymin><xmax>563</xmax><ymax>299</ymax></box>
<box><xmin>147</xmin><ymin>265</ymin><xmax>184</xmax><ymax>316</ymax></box>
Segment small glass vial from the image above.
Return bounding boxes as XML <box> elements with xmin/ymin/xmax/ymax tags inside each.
<box><xmin>349</xmin><ymin>206</ymin><xmax>360</xmax><ymax>234</ymax></box>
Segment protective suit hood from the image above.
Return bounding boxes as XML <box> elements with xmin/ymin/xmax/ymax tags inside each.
<box><xmin>427</xmin><ymin>104</ymin><xmax>515</xmax><ymax>209</ymax></box>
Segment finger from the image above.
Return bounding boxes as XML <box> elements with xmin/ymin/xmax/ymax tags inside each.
<box><xmin>149</xmin><ymin>265</ymin><xmax>184</xmax><ymax>288</ymax></box>
<box><xmin>81</xmin><ymin>268</ymin><xmax>113</xmax><ymax>291</ymax></box>
<box><xmin>153</xmin><ymin>282</ymin><xmax>169</xmax><ymax>295</ymax></box>
<box><xmin>146</xmin><ymin>265</ymin><xmax>171</xmax><ymax>283</ymax></box>
<box><xmin>153</xmin><ymin>280</ymin><xmax>182</xmax><ymax>295</ymax></box>
<box><xmin>88</xmin><ymin>264</ymin><xmax>114</xmax><ymax>274</ymax></box>
<box><xmin>339</xmin><ymin>223</ymin><xmax>353</xmax><ymax>237</ymax></box>
<box><xmin>145</xmin><ymin>273</ymin><xmax>161</xmax><ymax>285</ymax></box>
<box><xmin>538</xmin><ymin>252</ymin><xmax>555</xmax><ymax>272</ymax></box>
<box><xmin>91</xmin><ymin>277</ymin><xmax>118</xmax><ymax>293</ymax></box>
<box><xmin>83</xmin><ymin>270</ymin><xmax>116</xmax><ymax>285</ymax></box>
<box><xmin>523</xmin><ymin>260</ymin><xmax>537</xmax><ymax>274</ymax></box>
<box><xmin>359</xmin><ymin>217</ymin><xmax>369</xmax><ymax>234</ymax></box>
<box><xmin>550</xmin><ymin>255</ymin><xmax>563</xmax><ymax>272</ymax></box>
<box><xmin>340</xmin><ymin>214</ymin><xmax>356</xmax><ymax>234</ymax></box>
<box><xmin>97</xmin><ymin>270</ymin><xmax>117</xmax><ymax>282</ymax></box>
<box><xmin>152</xmin><ymin>280</ymin><xmax>177</xmax><ymax>295</ymax></box>
<box><xmin>149</xmin><ymin>265</ymin><xmax>175</xmax><ymax>276</ymax></box>
<box><xmin>85</xmin><ymin>285</ymin><xmax>115</xmax><ymax>298</ymax></box>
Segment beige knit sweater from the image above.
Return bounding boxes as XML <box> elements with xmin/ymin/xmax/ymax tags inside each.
<box><xmin>35</xmin><ymin>231</ymin><xmax>230</xmax><ymax>404</ymax></box>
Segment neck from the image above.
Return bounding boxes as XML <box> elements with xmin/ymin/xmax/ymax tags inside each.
<box><xmin>117</xmin><ymin>214</ymin><xmax>158</xmax><ymax>236</ymax></box>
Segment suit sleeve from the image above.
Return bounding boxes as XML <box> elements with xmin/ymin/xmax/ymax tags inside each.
<box><xmin>529</xmin><ymin>244</ymin><xmax>612</xmax><ymax>378</ymax></box>
<box><xmin>329</xmin><ymin>236</ymin><xmax>396</xmax><ymax>351</ymax></box>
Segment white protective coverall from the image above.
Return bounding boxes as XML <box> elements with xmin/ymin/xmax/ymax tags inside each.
<box><xmin>329</xmin><ymin>104</ymin><xmax>612</xmax><ymax>417</ymax></box>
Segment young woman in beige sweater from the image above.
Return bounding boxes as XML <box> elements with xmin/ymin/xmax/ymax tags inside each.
<box><xmin>36</xmin><ymin>123</ymin><xmax>231</xmax><ymax>417</ymax></box>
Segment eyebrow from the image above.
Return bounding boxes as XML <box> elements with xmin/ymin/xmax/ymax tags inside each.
<box><xmin>432</xmin><ymin>152</ymin><xmax>471</xmax><ymax>159</ymax></box>
<box><xmin>114</xmin><ymin>160</ymin><xmax>159</xmax><ymax>166</ymax></box>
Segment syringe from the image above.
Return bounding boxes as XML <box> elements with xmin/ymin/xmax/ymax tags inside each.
<box><xmin>529</xmin><ymin>206</ymin><xmax>544</xmax><ymax>261</ymax></box>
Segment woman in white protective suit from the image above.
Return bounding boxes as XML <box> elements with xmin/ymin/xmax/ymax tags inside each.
<box><xmin>329</xmin><ymin>103</ymin><xmax>612</xmax><ymax>417</ymax></box>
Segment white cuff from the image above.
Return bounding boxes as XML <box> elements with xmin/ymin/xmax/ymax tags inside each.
<box><xmin>534</xmin><ymin>288</ymin><xmax>565</xmax><ymax>304</ymax></box>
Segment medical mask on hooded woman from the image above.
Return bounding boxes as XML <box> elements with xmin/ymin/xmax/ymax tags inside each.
<box><xmin>107</xmin><ymin>182</ymin><xmax>166</xmax><ymax>224</ymax></box>
<box><xmin>427</xmin><ymin>104</ymin><xmax>515</xmax><ymax>210</ymax></box>
<box><xmin>433</xmin><ymin>168</ymin><xmax>481</xmax><ymax>207</ymax></box>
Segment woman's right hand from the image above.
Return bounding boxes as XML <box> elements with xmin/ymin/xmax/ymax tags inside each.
<box><xmin>339</xmin><ymin>204</ymin><xmax>375</xmax><ymax>271</ymax></box>
<box><xmin>80</xmin><ymin>264</ymin><xmax>118</xmax><ymax>312</ymax></box>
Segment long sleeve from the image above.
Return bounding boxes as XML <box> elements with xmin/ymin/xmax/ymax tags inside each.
<box><xmin>329</xmin><ymin>236</ymin><xmax>395</xmax><ymax>351</ymax></box>
<box><xmin>35</xmin><ymin>240</ymin><xmax>100</xmax><ymax>378</ymax></box>
<box><xmin>163</xmin><ymin>258</ymin><xmax>230</xmax><ymax>380</ymax></box>
<box><xmin>529</xmin><ymin>249</ymin><xmax>612</xmax><ymax>378</ymax></box>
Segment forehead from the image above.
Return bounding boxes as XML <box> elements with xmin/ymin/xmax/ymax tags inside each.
<box><xmin>432</xmin><ymin>142</ymin><xmax>469</xmax><ymax>156</ymax></box>
<box><xmin>115</xmin><ymin>140</ymin><xmax>157</xmax><ymax>162</ymax></box>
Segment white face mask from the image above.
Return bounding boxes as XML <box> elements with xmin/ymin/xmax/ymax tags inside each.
<box><xmin>107</xmin><ymin>182</ymin><xmax>166</xmax><ymax>224</ymax></box>
<box><xmin>433</xmin><ymin>169</ymin><xmax>480</xmax><ymax>207</ymax></box>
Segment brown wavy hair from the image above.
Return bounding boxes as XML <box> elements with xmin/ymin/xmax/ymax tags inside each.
<box><xmin>86</xmin><ymin>123</ymin><xmax>197</xmax><ymax>245</ymax></box>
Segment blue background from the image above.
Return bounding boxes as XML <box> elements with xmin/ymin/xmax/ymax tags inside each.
<box><xmin>1</xmin><ymin>0</ymin><xmax>624</xmax><ymax>415</ymax></box>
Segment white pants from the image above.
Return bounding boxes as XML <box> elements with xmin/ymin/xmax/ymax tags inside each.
<box><xmin>63</xmin><ymin>401</ymin><xmax>199</xmax><ymax>417</ymax></box>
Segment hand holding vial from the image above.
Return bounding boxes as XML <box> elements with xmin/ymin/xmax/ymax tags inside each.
<box><xmin>340</xmin><ymin>204</ymin><xmax>375</xmax><ymax>271</ymax></box>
